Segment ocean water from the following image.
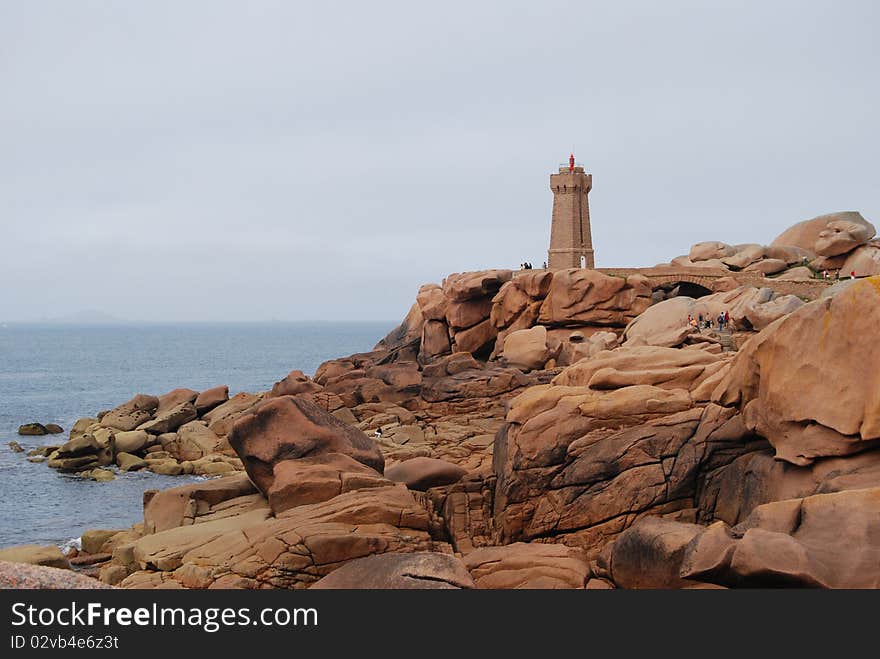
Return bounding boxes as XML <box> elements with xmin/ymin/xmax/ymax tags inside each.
<box><xmin>0</xmin><ymin>322</ymin><xmax>392</xmax><ymax>549</ymax></box>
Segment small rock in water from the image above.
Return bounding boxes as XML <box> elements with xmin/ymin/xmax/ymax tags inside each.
<box><xmin>44</xmin><ymin>423</ymin><xmax>64</xmax><ymax>434</ymax></box>
<box><xmin>79</xmin><ymin>468</ymin><xmax>116</xmax><ymax>482</ymax></box>
<box><xmin>7</xmin><ymin>440</ymin><xmax>24</xmax><ymax>452</ymax></box>
<box><xmin>18</xmin><ymin>423</ymin><xmax>48</xmax><ymax>436</ymax></box>
<box><xmin>148</xmin><ymin>460</ymin><xmax>183</xmax><ymax>476</ymax></box>
<box><xmin>92</xmin><ymin>468</ymin><xmax>116</xmax><ymax>482</ymax></box>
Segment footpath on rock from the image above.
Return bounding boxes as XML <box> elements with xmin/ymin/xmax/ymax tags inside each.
<box><xmin>5</xmin><ymin>211</ymin><xmax>880</xmax><ymax>589</ymax></box>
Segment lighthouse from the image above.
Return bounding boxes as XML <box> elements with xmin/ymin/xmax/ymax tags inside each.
<box><xmin>547</xmin><ymin>154</ymin><xmax>594</xmax><ymax>269</ymax></box>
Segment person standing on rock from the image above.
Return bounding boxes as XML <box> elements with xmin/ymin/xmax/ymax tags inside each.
<box><xmin>724</xmin><ymin>310</ymin><xmax>730</xmax><ymax>328</ymax></box>
<box><xmin>851</xmin><ymin>270</ymin><xmax>856</xmax><ymax>279</ymax></box>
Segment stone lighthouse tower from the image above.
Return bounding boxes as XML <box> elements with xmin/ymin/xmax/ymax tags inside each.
<box><xmin>547</xmin><ymin>154</ymin><xmax>594</xmax><ymax>269</ymax></box>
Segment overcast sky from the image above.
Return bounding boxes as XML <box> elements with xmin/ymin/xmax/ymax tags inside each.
<box><xmin>1</xmin><ymin>1</ymin><xmax>877</xmax><ymax>322</ymax></box>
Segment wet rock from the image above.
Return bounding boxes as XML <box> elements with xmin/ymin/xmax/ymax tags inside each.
<box><xmin>82</xmin><ymin>468</ymin><xmax>115</xmax><ymax>482</ymax></box>
<box><xmin>18</xmin><ymin>422</ymin><xmax>48</xmax><ymax>436</ymax></box>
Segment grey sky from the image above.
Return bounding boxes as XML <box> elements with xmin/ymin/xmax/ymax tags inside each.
<box><xmin>1</xmin><ymin>1</ymin><xmax>877</xmax><ymax>322</ymax></box>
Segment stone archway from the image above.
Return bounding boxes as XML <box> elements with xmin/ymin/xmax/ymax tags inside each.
<box><xmin>650</xmin><ymin>276</ymin><xmax>714</xmax><ymax>304</ymax></box>
<box><xmin>648</xmin><ymin>274</ymin><xmax>715</xmax><ymax>297</ymax></box>
<box><xmin>668</xmin><ymin>280</ymin><xmax>713</xmax><ymax>298</ymax></box>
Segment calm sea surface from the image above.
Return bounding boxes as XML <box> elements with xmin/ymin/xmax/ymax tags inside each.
<box><xmin>0</xmin><ymin>322</ymin><xmax>392</xmax><ymax>548</ymax></box>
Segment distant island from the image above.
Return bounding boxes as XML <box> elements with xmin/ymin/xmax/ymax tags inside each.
<box><xmin>9</xmin><ymin>310</ymin><xmax>127</xmax><ymax>325</ymax></box>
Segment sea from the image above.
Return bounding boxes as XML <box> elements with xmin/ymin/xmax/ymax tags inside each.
<box><xmin>0</xmin><ymin>322</ymin><xmax>392</xmax><ymax>550</ymax></box>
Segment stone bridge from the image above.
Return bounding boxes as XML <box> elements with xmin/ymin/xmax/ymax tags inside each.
<box><xmin>594</xmin><ymin>266</ymin><xmax>832</xmax><ymax>300</ymax></box>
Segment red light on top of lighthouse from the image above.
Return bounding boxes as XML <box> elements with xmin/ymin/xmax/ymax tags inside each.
<box><xmin>569</xmin><ymin>153</ymin><xmax>575</xmax><ymax>172</ymax></box>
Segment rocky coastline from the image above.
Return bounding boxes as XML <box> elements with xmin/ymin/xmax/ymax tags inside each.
<box><xmin>3</xmin><ymin>210</ymin><xmax>880</xmax><ymax>589</ymax></box>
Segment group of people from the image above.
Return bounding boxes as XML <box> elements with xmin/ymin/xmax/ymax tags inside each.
<box><xmin>801</xmin><ymin>256</ymin><xmax>860</xmax><ymax>280</ymax></box>
<box><xmin>520</xmin><ymin>262</ymin><xmax>547</xmax><ymax>270</ymax></box>
<box><xmin>820</xmin><ymin>270</ymin><xmax>857</xmax><ymax>281</ymax></box>
<box><xmin>687</xmin><ymin>310</ymin><xmax>730</xmax><ymax>332</ymax></box>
